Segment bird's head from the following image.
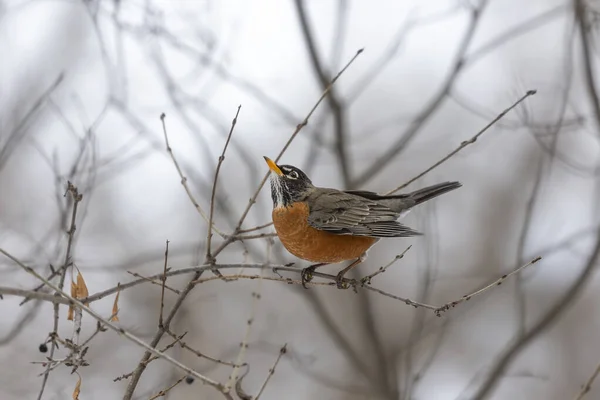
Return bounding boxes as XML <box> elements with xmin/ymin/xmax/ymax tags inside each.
<box><xmin>263</xmin><ymin>156</ymin><xmax>314</xmax><ymax>208</ymax></box>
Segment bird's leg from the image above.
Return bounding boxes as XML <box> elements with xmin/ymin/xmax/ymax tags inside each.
<box><xmin>335</xmin><ymin>255</ymin><xmax>366</xmax><ymax>289</ymax></box>
<box><xmin>301</xmin><ymin>263</ymin><xmax>327</xmax><ymax>289</ymax></box>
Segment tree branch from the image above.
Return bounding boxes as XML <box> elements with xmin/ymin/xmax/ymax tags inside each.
<box><xmin>385</xmin><ymin>90</ymin><xmax>536</xmax><ymax>195</ymax></box>
<box><xmin>0</xmin><ymin>248</ymin><xmax>233</xmax><ymax>399</ymax></box>
<box><xmin>470</xmin><ymin>229</ymin><xmax>600</xmax><ymax>399</ymax></box>
<box><xmin>352</xmin><ymin>1</ymin><xmax>488</xmax><ymax>187</ymax></box>
<box><xmin>294</xmin><ymin>0</ymin><xmax>351</xmax><ymax>186</ymax></box>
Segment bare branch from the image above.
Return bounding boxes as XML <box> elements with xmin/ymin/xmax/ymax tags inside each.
<box><xmin>352</xmin><ymin>1</ymin><xmax>488</xmax><ymax>187</ymax></box>
<box><xmin>206</xmin><ymin>105</ymin><xmax>242</xmax><ymax>262</ymax></box>
<box><xmin>160</xmin><ymin>113</ymin><xmax>225</xmax><ymax>238</ymax></box>
<box><xmin>575</xmin><ymin>0</ymin><xmax>600</xmax><ymax>135</ymax></box>
<box><xmin>255</xmin><ymin>344</ymin><xmax>287</xmax><ymax>400</ymax></box>
<box><xmin>159</xmin><ymin>240</ymin><xmax>169</xmax><ymax>329</ymax></box>
<box><xmin>0</xmin><ymin>299</ymin><xmax>42</xmax><ymax>346</ymax></box>
<box><xmin>464</xmin><ymin>4</ymin><xmax>568</xmax><ymax>67</ymax></box>
<box><xmin>234</xmin><ymin>48</ymin><xmax>363</xmax><ymax>231</ymax></box>
<box><xmin>0</xmin><ymin>249</ymin><xmax>232</xmax><ymax>399</ymax></box>
<box><xmin>0</xmin><ymin>287</ymin><xmax>71</xmax><ymax>305</ymax></box>
<box><xmin>434</xmin><ymin>257</ymin><xmax>542</xmax><ymax>316</ymax></box>
<box><xmin>471</xmin><ymin>233</ymin><xmax>600</xmax><ymax>399</ymax></box>
<box><xmin>225</xmin><ymin>262</ymin><xmax>265</xmax><ymax>390</ymax></box>
<box><xmin>148</xmin><ymin>374</ymin><xmax>187</xmax><ymax>400</ymax></box>
<box><xmin>359</xmin><ymin>245</ymin><xmax>412</xmax><ymax>285</ymax></box>
<box><xmin>231</xmin><ymin>232</ymin><xmax>278</xmax><ymax>241</ymax></box>
<box><xmin>166</xmin><ymin>330</ymin><xmax>242</xmax><ymax>367</ymax></box>
<box><xmin>117</xmin><ymin>52</ymin><xmax>363</xmax><ymax>396</ymax></box>
<box><xmin>294</xmin><ymin>0</ymin><xmax>351</xmax><ymax>185</ymax></box>
<box><xmin>237</xmin><ymin>222</ymin><xmax>274</xmax><ymax>234</ymax></box>
<box><xmin>385</xmin><ymin>90</ymin><xmax>537</xmax><ymax>195</ymax></box>
<box><xmin>0</xmin><ymin>73</ymin><xmax>64</xmax><ymax>170</ymax></box>
<box><xmin>37</xmin><ymin>181</ymin><xmax>82</xmax><ymax>400</ymax></box>
<box><xmin>575</xmin><ymin>361</ymin><xmax>600</xmax><ymax>400</ymax></box>
<box><xmin>126</xmin><ymin>270</ymin><xmax>180</xmax><ymax>295</ymax></box>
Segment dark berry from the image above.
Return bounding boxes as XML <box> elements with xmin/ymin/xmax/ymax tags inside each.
<box><xmin>39</xmin><ymin>343</ymin><xmax>48</xmax><ymax>353</ymax></box>
<box><xmin>185</xmin><ymin>376</ymin><xmax>194</xmax><ymax>384</ymax></box>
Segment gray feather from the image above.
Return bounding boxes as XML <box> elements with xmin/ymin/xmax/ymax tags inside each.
<box><xmin>305</xmin><ymin>189</ymin><xmax>422</xmax><ymax>238</ymax></box>
<box><xmin>344</xmin><ymin>181</ymin><xmax>461</xmax><ymax>213</ymax></box>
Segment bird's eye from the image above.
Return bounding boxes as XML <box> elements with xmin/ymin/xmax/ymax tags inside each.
<box><xmin>288</xmin><ymin>170</ymin><xmax>299</xmax><ymax>179</ymax></box>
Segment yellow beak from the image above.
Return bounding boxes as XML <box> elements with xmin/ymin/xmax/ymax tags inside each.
<box><xmin>263</xmin><ymin>156</ymin><xmax>283</xmax><ymax>176</ymax></box>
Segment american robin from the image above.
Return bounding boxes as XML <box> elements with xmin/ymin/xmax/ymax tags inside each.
<box><xmin>263</xmin><ymin>156</ymin><xmax>461</xmax><ymax>288</ymax></box>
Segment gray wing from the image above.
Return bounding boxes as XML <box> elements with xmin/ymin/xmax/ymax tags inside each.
<box><xmin>306</xmin><ymin>189</ymin><xmax>422</xmax><ymax>238</ymax></box>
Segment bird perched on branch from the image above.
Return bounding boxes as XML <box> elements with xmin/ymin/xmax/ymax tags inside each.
<box><xmin>263</xmin><ymin>156</ymin><xmax>461</xmax><ymax>289</ymax></box>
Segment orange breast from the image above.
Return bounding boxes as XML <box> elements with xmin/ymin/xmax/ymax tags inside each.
<box><xmin>272</xmin><ymin>202</ymin><xmax>377</xmax><ymax>263</ymax></box>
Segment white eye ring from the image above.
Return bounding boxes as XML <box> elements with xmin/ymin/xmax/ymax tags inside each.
<box><xmin>288</xmin><ymin>170</ymin><xmax>299</xmax><ymax>179</ymax></box>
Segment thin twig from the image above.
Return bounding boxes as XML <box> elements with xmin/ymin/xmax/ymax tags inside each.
<box><xmin>230</xmin><ymin>232</ymin><xmax>278</xmax><ymax>241</ymax></box>
<box><xmin>6</xmin><ymin>253</ymin><xmax>532</xmax><ymax>319</ymax></box>
<box><xmin>353</xmin><ymin>1</ymin><xmax>488</xmax><ymax>187</ymax></box>
<box><xmin>0</xmin><ymin>73</ymin><xmax>64</xmax><ymax>170</ymax></box>
<box><xmin>513</xmin><ymin>149</ymin><xmax>547</xmax><ymax>336</ymax></box>
<box><xmin>113</xmin><ymin>57</ymin><xmax>366</xmax><ymax>396</ymax></box>
<box><xmin>294</xmin><ymin>0</ymin><xmax>351</xmax><ymax>186</ymax></box>
<box><xmin>0</xmin><ymin>254</ymin><xmax>551</xmax><ymax>321</ymax></box>
<box><xmin>20</xmin><ymin>267</ymin><xmax>63</xmax><ymax>306</ymax></box>
<box><xmin>469</xmin><ymin>7</ymin><xmax>600</xmax><ymax>398</ymax></box>
<box><xmin>434</xmin><ymin>257</ymin><xmax>542</xmax><ymax>316</ymax></box>
<box><xmin>464</xmin><ymin>4</ymin><xmax>568</xmax><ymax>68</ymax></box>
<box><xmin>575</xmin><ymin>361</ymin><xmax>600</xmax><ymax>400</ymax></box>
<box><xmin>0</xmin><ymin>249</ymin><xmax>231</xmax><ymax>398</ymax></box>
<box><xmin>0</xmin><ymin>287</ymin><xmax>71</xmax><ymax>305</ymax></box>
<box><xmin>234</xmin><ymin>48</ymin><xmax>363</xmax><ymax>231</ymax></box>
<box><xmin>80</xmin><ymin>320</ymin><xmax>108</xmax><ymax>349</ymax></box>
<box><xmin>360</xmin><ymin>245</ymin><xmax>412</xmax><ymax>284</ymax></box>
<box><xmin>160</xmin><ymin>113</ymin><xmax>225</xmax><ymax>238</ymax></box>
<box><xmin>255</xmin><ymin>344</ymin><xmax>287</xmax><ymax>400</ymax></box>
<box><xmin>126</xmin><ymin>271</ymin><xmax>180</xmax><ymax>295</ymax></box>
<box><xmin>122</xmin><ymin>277</ymin><xmax>204</xmax><ymax>397</ymax></box>
<box><xmin>206</xmin><ymin>105</ymin><xmax>241</xmax><ymax>263</ymax></box>
<box><xmin>359</xmin><ymin>286</ymin><xmax>438</xmax><ymax>311</ymax></box>
<box><xmin>148</xmin><ymin>374</ymin><xmax>187</xmax><ymax>400</ymax></box>
<box><xmin>159</xmin><ymin>240</ymin><xmax>169</xmax><ymax>329</ymax></box>
<box><xmin>123</xmin><ymin>236</ymin><xmax>242</xmax><ymax>397</ymax></box>
<box><xmin>385</xmin><ymin>90</ymin><xmax>537</xmax><ymax>194</ymax></box>
<box><xmin>82</xmin><ymin>264</ymin><xmax>294</xmax><ymax>303</ymax></box>
<box><xmin>0</xmin><ymin>301</ymin><xmax>42</xmax><ymax>348</ymax></box>
<box><xmin>166</xmin><ymin>330</ymin><xmax>242</xmax><ymax>367</ymax></box>
<box><xmin>576</xmin><ymin>0</ymin><xmax>600</xmax><ymax>136</ymax></box>
<box><xmin>225</xmin><ymin>259</ymin><xmax>266</xmax><ymax>391</ymax></box>
<box><xmin>37</xmin><ymin>181</ymin><xmax>82</xmax><ymax>400</ymax></box>
<box><xmin>237</xmin><ymin>222</ymin><xmax>274</xmax><ymax>234</ymax></box>
<box><xmin>471</xmin><ymin>233</ymin><xmax>600</xmax><ymax>399</ymax></box>
<box><xmin>125</xmin><ymin>103</ymin><xmax>261</xmax><ymax>398</ymax></box>
<box><xmin>572</xmin><ymin>10</ymin><xmax>600</xmax><ymax>399</ymax></box>
<box><xmin>192</xmin><ymin>273</ymin><xmax>335</xmax><ymax>286</ymax></box>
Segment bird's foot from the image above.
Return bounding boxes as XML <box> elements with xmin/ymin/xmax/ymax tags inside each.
<box><xmin>301</xmin><ymin>266</ymin><xmax>317</xmax><ymax>289</ymax></box>
<box><xmin>336</xmin><ymin>272</ymin><xmax>353</xmax><ymax>289</ymax></box>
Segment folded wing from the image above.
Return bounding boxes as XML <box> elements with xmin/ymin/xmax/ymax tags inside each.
<box><xmin>306</xmin><ymin>189</ymin><xmax>421</xmax><ymax>238</ymax></box>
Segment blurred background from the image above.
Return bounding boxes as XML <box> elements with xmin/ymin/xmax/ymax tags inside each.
<box><xmin>2</xmin><ymin>0</ymin><xmax>600</xmax><ymax>399</ymax></box>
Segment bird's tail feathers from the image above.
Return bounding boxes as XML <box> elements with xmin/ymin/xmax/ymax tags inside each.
<box><xmin>405</xmin><ymin>181</ymin><xmax>462</xmax><ymax>205</ymax></box>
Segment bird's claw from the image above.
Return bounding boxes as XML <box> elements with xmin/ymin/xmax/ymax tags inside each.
<box><xmin>301</xmin><ymin>267</ymin><xmax>315</xmax><ymax>289</ymax></box>
<box><xmin>336</xmin><ymin>272</ymin><xmax>352</xmax><ymax>289</ymax></box>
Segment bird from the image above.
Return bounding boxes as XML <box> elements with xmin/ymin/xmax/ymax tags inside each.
<box><xmin>263</xmin><ymin>156</ymin><xmax>461</xmax><ymax>289</ymax></box>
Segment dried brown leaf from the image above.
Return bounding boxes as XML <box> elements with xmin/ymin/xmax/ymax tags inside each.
<box><xmin>111</xmin><ymin>284</ymin><xmax>121</xmax><ymax>322</ymax></box>
<box><xmin>75</xmin><ymin>267</ymin><xmax>89</xmax><ymax>304</ymax></box>
<box><xmin>68</xmin><ymin>267</ymin><xmax>89</xmax><ymax>320</ymax></box>
<box><xmin>73</xmin><ymin>373</ymin><xmax>81</xmax><ymax>400</ymax></box>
